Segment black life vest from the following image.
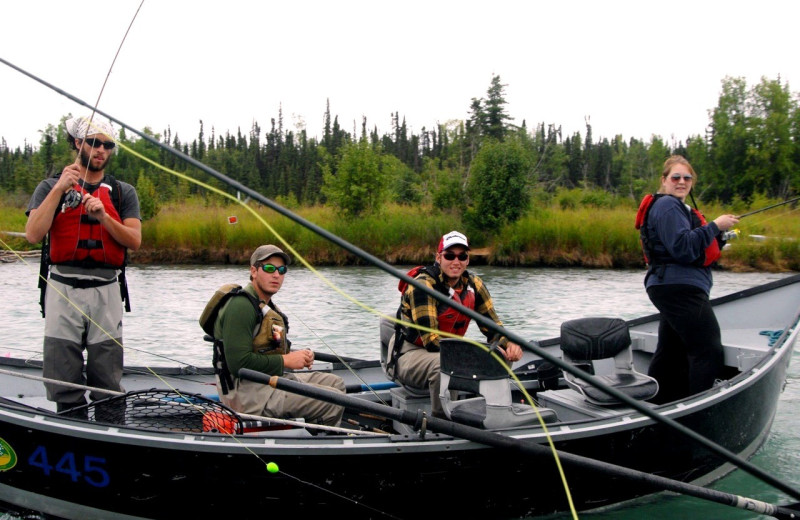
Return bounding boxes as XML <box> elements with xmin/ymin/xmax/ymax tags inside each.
<box><xmin>635</xmin><ymin>193</ymin><xmax>722</xmax><ymax>269</ymax></box>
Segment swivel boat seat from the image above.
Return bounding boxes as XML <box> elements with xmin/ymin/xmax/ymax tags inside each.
<box><xmin>438</xmin><ymin>338</ymin><xmax>558</xmax><ymax>429</ymax></box>
<box><xmin>559</xmin><ymin>317</ymin><xmax>659</xmax><ymax>405</ymax></box>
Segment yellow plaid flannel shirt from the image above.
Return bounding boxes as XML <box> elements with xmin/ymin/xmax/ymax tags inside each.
<box><xmin>400</xmin><ymin>269</ymin><xmax>508</xmax><ymax>351</ymax></box>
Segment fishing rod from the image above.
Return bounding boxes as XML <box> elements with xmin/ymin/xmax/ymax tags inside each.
<box><xmin>245</xmin><ymin>370</ymin><xmax>800</xmax><ymax>520</ymax></box>
<box><xmin>2</xmin><ymin>56</ymin><xmax>799</xmax><ymax>503</ymax></box>
<box><xmin>737</xmin><ymin>196</ymin><xmax>800</xmax><ymax>219</ymax></box>
<box><xmin>63</xmin><ymin>0</ymin><xmax>145</xmax><ymax>210</ymax></box>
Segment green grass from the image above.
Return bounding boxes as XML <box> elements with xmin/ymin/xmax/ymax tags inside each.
<box><xmin>3</xmin><ymin>191</ymin><xmax>798</xmax><ymax>271</ymax></box>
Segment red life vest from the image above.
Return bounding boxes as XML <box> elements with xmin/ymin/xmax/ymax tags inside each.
<box><xmin>635</xmin><ymin>193</ymin><xmax>721</xmax><ymax>268</ymax></box>
<box><xmin>395</xmin><ymin>265</ymin><xmax>477</xmax><ymax>347</ymax></box>
<box><xmin>428</xmin><ymin>282</ymin><xmax>476</xmax><ymax>343</ymax></box>
<box><xmin>49</xmin><ymin>181</ymin><xmax>126</xmax><ymax>268</ymax></box>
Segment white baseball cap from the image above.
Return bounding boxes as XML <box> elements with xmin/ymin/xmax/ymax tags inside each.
<box><xmin>437</xmin><ymin>231</ymin><xmax>469</xmax><ymax>252</ymax></box>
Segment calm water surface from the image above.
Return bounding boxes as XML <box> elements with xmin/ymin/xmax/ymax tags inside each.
<box><xmin>1</xmin><ymin>259</ymin><xmax>797</xmax><ymax>519</ymax></box>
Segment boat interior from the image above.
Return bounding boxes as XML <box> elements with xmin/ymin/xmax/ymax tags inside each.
<box><xmin>0</xmin><ymin>291</ymin><xmax>790</xmax><ymax>438</ymax></box>
<box><xmin>376</xmin><ymin>310</ymin><xmax>780</xmax><ymax>435</ymax></box>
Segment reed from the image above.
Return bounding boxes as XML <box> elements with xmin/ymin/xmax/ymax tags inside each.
<box><xmin>2</xmin><ymin>192</ymin><xmax>798</xmax><ymax>271</ymax></box>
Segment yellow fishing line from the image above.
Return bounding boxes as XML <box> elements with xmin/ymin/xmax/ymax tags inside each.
<box><xmin>4</xmin><ymin>137</ymin><xmax>578</xmax><ymax>518</ymax></box>
<box><xmin>116</xmin><ymin>141</ymin><xmax>578</xmax><ymax>516</ymax></box>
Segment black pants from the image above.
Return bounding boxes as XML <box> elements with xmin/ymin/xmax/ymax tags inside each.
<box><xmin>646</xmin><ymin>284</ymin><xmax>724</xmax><ymax>404</ymax></box>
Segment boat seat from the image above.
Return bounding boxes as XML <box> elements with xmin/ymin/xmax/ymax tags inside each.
<box><xmin>379</xmin><ymin>316</ymin><xmax>429</xmax><ymax>398</ymax></box>
<box><xmin>439</xmin><ymin>338</ymin><xmax>558</xmax><ymax>429</ymax></box>
<box><xmin>560</xmin><ymin>317</ymin><xmax>659</xmax><ymax>405</ymax></box>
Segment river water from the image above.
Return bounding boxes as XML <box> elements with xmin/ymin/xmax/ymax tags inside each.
<box><xmin>1</xmin><ymin>259</ymin><xmax>798</xmax><ymax>519</ymax></box>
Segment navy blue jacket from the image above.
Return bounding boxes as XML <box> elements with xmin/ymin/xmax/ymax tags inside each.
<box><xmin>644</xmin><ymin>195</ymin><xmax>720</xmax><ymax>294</ymax></box>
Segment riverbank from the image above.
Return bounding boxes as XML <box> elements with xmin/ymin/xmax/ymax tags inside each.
<box><xmin>3</xmin><ymin>198</ymin><xmax>799</xmax><ymax>273</ymax></box>
<box><xmin>124</xmin><ymin>245</ymin><xmax>795</xmax><ymax>273</ymax></box>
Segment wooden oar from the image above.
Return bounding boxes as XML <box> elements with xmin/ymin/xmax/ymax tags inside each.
<box><xmin>239</xmin><ymin>369</ymin><xmax>800</xmax><ymax>520</ymax></box>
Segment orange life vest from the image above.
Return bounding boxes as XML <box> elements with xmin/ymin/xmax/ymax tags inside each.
<box><xmin>49</xmin><ymin>181</ymin><xmax>126</xmax><ymax>268</ymax></box>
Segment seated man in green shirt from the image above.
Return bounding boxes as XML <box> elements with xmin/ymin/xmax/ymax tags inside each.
<box><xmin>212</xmin><ymin>244</ymin><xmax>345</xmax><ymax>427</ymax></box>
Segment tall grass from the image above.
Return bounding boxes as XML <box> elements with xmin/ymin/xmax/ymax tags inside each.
<box><xmin>3</xmin><ymin>191</ymin><xmax>798</xmax><ymax>271</ymax></box>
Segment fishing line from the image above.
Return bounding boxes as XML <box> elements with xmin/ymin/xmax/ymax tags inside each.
<box><xmin>288</xmin><ymin>311</ymin><xmax>392</xmax><ymax>406</ymax></box>
<box><xmin>13</xmin><ymin>56</ymin><xmax>798</xmax><ymax>512</ymax></box>
<box><xmin>107</xmin><ymin>140</ymin><xmax>580</xmax><ymax>516</ymax></box>
<box><xmin>0</xmin><ymin>237</ymin><xmax>209</xmax><ymax>369</ymax></box>
<box><xmin>269</xmin><ymin>470</ymin><xmax>405</xmax><ymax>520</ymax></box>
<box><xmin>0</xmin><ymin>29</ymin><xmax>573</xmax><ymax>517</ymax></box>
<box><xmin>2</xmin><ymin>163</ymin><xmax>448</xmax><ymax>517</ymax></box>
<box><xmin>67</xmin><ymin>0</ymin><xmax>145</xmax><ymax>246</ymax></box>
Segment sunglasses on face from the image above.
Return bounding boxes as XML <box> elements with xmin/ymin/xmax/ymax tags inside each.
<box><xmin>442</xmin><ymin>251</ymin><xmax>469</xmax><ymax>261</ymax></box>
<box><xmin>260</xmin><ymin>263</ymin><xmax>288</xmax><ymax>275</ymax></box>
<box><xmin>668</xmin><ymin>174</ymin><xmax>693</xmax><ymax>183</ymax></box>
<box><xmin>83</xmin><ymin>138</ymin><xmax>116</xmax><ymax>150</ymax></box>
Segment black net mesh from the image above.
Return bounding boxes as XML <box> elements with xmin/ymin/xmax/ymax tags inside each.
<box><xmin>77</xmin><ymin>390</ymin><xmax>243</xmax><ymax>433</ymax></box>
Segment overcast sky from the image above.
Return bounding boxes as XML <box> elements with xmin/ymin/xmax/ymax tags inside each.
<box><xmin>1</xmin><ymin>0</ymin><xmax>797</xmax><ymax>149</ymax></box>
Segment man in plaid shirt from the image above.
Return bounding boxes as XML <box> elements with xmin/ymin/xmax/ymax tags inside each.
<box><xmin>389</xmin><ymin>231</ymin><xmax>522</xmax><ymax>418</ymax></box>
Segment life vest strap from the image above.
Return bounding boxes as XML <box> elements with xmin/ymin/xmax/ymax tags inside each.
<box><xmin>77</xmin><ymin>239</ymin><xmax>103</xmax><ymax>250</ymax></box>
<box><xmin>50</xmin><ymin>272</ymin><xmax>116</xmax><ymax>289</ymax></box>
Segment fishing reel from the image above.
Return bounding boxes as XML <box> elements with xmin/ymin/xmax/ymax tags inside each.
<box><xmin>61</xmin><ymin>189</ymin><xmax>82</xmax><ymax>213</ymax></box>
<box><xmin>721</xmin><ymin>229</ymin><xmax>741</xmax><ymax>241</ymax></box>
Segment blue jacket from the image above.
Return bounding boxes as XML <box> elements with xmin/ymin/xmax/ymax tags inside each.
<box><xmin>644</xmin><ymin>195</ymin><xmax>720</xmax><ymax>294</ymax></box>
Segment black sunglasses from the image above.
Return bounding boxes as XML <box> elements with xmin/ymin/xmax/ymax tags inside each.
<box><xmin>83</xmin><ymin>138</ymin><xmax>116</xmax><ymax>150</ymax></box>
<box><xmin>260</xmin><ymin>263</ymin><xmax>288</xmax><ymax>275</ymax></box>
<box><xmin>668</xmin><ymin>174</ymin><xmax>693</xmax><ymax>183</ymax></box>
<box><xmin>442</xmin><ymin>251</ymin><xmax>469</xmax><ymax>261</ymax></box>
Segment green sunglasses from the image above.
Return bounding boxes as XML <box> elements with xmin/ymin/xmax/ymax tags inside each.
<box><xmin>260</xmin><ymin>263</ymin><xmax>288</xmax><ymax>275</ymax></box>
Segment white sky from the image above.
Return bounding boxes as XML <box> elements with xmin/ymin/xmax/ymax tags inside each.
<box><xmin>1</xmin><ymin>0</ymin><xmax>797</xmax><ymax>149</ymax></box>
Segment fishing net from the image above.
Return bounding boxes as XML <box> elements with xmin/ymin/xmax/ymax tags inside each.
<box><xmin>75</xmin><ymin>389</ymin><xmax>243</xmax><ymax>433</ymax></box>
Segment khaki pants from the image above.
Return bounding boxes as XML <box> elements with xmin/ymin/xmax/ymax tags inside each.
<box><xmin>392</xmin><ymin>336</ymin><xmax>444</xmax><ymax>418</ymax></box>
<box><xmin>220</xmin><ymin>371</ymin><xmax>346</xmax><ymax>426</ymax></box>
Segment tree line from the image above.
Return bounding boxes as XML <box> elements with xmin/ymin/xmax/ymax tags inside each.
<box><xmin>1</xmin><ymin>74</ymin><xmax>798</xmax><ymax>231</ymax></box>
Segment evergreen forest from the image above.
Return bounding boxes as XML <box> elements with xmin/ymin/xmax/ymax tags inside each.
<box><xmin>1</xmin><ymin>74</ymin><xmax>798</xmax><ymax>236</ymax></box>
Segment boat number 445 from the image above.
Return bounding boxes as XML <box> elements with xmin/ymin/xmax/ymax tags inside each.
<box><xmin>27</xmin><ymin>445</ymin><xmax>110</xmax><ymax>487</ymax></box>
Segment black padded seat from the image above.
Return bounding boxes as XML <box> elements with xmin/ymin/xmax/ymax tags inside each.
<box><xmin>439</xmin><ymin>338</ymin><xmax>558</xmax><ymax>429</ymax></box>
<box><xmin>559</xmin><ymin>317</ymin><xmax>658</xmax><ymax>405</ymax></box>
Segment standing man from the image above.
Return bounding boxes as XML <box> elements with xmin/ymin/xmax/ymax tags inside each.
<box><xmin>388</xmin><ymin>231</ymin><xmax>522</xmax><ymax>418</ymax></box>
<box><xmin>25</xmin><ymin>115</ymin><xmax>141</xmax><ymax>418</ymax></box>
<box><xmin>210</xmin><ymin>244</ymin><xmax>346</xmax><ymax>427</ymax></box>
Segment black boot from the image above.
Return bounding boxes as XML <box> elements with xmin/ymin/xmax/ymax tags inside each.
<box><xmin>57</xmin><ymin>401</ymin><xmax>89</xmax><ymax>420</ymax></box>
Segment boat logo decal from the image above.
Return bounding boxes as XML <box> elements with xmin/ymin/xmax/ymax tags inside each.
<box><xmin>0</xmin><ymin>437</ymin><xmax>17</xmax><ymax>471</ymax></box>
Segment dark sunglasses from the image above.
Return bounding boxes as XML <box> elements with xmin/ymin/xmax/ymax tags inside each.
<box><xmin>668</xmin><ymin>174</ymin><xmax>693</xmax><ymax>183</ymax></box>
<box><xmin>260</xmin><ymin>263</ymin><xmax>288</xmax><ymax>275</ymax></box>
<box><xmin>83</xmin><ymin>138</ymin><xmax>116</xmax><ymax>150</ymax></box>
<box><xmin>442</xmin><ymin>251</ymin><xmax>469</xmax><ymax>261</ymax></box>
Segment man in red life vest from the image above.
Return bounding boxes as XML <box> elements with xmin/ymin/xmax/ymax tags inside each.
<box><xmin>25</xmin><ymin>115</ymin><xmax>141</xmax><ymax>419</ymax></box>
<box><xmin>389</xmin><ymin>231</ymin><xmax>522</xmax><ymax>418</ymax></box>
